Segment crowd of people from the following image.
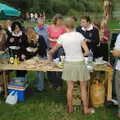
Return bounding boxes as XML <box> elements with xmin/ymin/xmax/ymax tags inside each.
<box><xmin>1</xmin><ymin>13</ymin><xmax>120</xmax><ymax>117</ymax></box>
<box><xmin>24</xmin><ymin>12</ymin><xmax>46</xmax><ymax>22</ymax></box>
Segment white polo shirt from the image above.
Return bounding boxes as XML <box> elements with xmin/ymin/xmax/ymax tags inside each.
<box><xmin>57</xmin><ymin>31</ymin><xmax>85</xmax><ymax>62</ymax></box>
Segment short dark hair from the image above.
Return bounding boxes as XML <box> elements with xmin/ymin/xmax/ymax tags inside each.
<box><xmin>11</xmin><ymin>21</ymin><xmax>23</xmax><ymax>31</ymax></box>
<box><xmin>81</xmin><ymin>16</ymin><xmax>91</xmax><ymax>23</ymax></box>
<box><xmin>53</xmin><ymin>14</ymin><xmax>63</xmax><ymax>25</ymax></box>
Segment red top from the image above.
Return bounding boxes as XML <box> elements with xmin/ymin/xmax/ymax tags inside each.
<box><xmin>101</xmin><ymin>26</ymin><xmax>110</xmax><ymax>44</ymax></box>
<box><xmin>48</xmin><ymin>25</ymin><xmax>66</xmax><ymax>47</ymax></box>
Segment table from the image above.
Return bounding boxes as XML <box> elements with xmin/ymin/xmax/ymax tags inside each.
<box><xmin>0</xmin><ymin>59</ymin><xmax>62</xmax><ymax>97</ymax></box>
<box><xmin>0</xmin><ymin>59</ymin><xmax>113</xmax><ymax>100</ymax></box>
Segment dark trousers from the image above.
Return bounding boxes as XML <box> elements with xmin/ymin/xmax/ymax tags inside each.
<box><xmin>47</xmin><ymin>47</ymin><xmax>64</xmax><ymax>87</ymax></box>
<box><xmin>47</xmin><ymin>71</ymin><xmax>62</xmax><ymax>87</ymax></box>
<box><xmin>16</xmin><ymin>70</ymin><xmax>27</xmax><ymax>78</ymax></box>
<box><xmin>100</xmin><ymin>43</ymin><xmax>108</xmax><ymax>61</ymax></box>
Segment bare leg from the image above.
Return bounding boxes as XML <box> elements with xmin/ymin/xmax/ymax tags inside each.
<box><xmin>67</xmin><ymin>81</ymin><xmax>74</xmax><ymax>113</ymax></box>
<box><xmin>80</xmin><ymin>81</ymin><xmax>94</xmax><ymax>114</ymax></box>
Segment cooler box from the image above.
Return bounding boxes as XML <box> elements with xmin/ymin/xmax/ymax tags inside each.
<box><xmin>7</xmin><ymin>85</ymin><xmax>28</xmax><ymax>102</ymax></box>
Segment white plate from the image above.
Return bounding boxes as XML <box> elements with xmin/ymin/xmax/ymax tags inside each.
<box><xmin>9</xmin><ymin>46</ymin><xmax>20</xmax><ymax>50</ymax></box>
<box><xmin>93</xmin><ymin>61</ymin><xmax>108</xmax><ymax>65</ymax></box>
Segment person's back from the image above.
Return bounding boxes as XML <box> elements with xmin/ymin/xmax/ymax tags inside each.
<box><xmin>58</xmin><ymin>31</ymin><xmax>84</xmax><ymax>62</ymax></box>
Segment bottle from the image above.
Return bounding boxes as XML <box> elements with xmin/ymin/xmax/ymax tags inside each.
<box><xmin>9</xmin><ymin>53</ymin><xmax>14</xmax><ymax>64</ymax></box>
<box><xmin>88</xmin><ymin>50</ymin><xmax>93</xmax><ymax>63</ymax></box>
<box><xmin>14</xmin><ymin>55</ymin><xmax>18</xmax><ymax>65</ymax></box>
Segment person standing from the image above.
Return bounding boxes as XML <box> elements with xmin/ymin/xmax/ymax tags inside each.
<box><xmin>76</xmin><ymin>16</ymin><xmax>100</xmax><ymax>59</ymax></box>
<box><xmin>47</xmin><ymin>14</ymin><xmax>66</xmax><ymax>90</ymax></box>
<box><xmin>25</xmin><ymin>27</ymin><xmax>47</xmax><ymax>92</ymax></box>
<box><xmin>99</xmin><ymin>19</ymin><xmax>110</xmax><ymax>61</ymax></box>
<box><xmin>34</xmin><ymin>18</ymin><xmax>49</xmax><ymax>48</ymax></box>
<box><xmin>6</xmin><ymin>21</ymin><xmax>28</xmax><ymax>79</ymax></box>
<box><xmin>111</xmin><ymin>33</ymin><xmax>120</xmax><ymax>118</ymax></box>
<box><xmin>48</xmin><ymin>17</ymin><xmax>95</xmax><ymax>114</ymax></box>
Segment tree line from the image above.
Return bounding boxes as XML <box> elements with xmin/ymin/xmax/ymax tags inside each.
<box><xmin>0</xmin><ymin>0</ymin><xmax>103</xmax><ymax>17</ymax></box>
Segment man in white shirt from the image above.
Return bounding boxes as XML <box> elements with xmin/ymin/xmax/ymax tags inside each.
<box><xmin>111</xmin><ymin>33</ymin><xmax>120</xmax><ymax>118</ymax></box>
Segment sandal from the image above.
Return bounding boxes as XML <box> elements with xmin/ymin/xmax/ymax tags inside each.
<box><xmin>84</xmin><ymin>108</ymin><xmax>95</xmax><ymax>115</ymax></box>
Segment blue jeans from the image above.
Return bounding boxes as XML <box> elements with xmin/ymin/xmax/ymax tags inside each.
<box><xmin>34</xmin><ymin>71</ymin><xmax>44</xmax><ymax>91</ymax></box>
<box><xmin>34</xmin><ymin>56</ymin><xmax>46</xmax><ymax>91</ymax></box>
<box><xmin>47</xmin><ymin>47</ymin><xmax>64</xmax><ymax>87</ymax></box>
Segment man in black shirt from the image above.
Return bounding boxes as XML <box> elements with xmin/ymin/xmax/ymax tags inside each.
<box><xmin>76</xmin><ymin>16</ymin><xmax>100</xmax><ymax>59</ymax></box>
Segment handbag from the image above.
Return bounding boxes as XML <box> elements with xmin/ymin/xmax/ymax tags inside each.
<box><xmin>5</xmin><ymin>91</ymin><xmax>18</xmax><ymax>105</ymax></box>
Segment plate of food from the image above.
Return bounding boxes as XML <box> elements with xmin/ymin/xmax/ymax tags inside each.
<box><xmin>57</xmin><ymin>62</ymin><xmax>64</xmax><ymax>69</ymax></box>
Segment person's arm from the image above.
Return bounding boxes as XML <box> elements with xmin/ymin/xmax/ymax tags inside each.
<box><xmin>111</xmin><ymin>34</ymin><xmax>120</xmax><ymax>57</ymax></box>
<box><xmin>48</xmin><ymin>37</ymin><xmax>57</xmax><ymax>42</ymax></box>
<box><xmin>81</xmin><ymin>40</ymin><xmax>89</xmax><ymax>56</ymax></box>
<box><xmin>102</xmin><ymin>27</ymin><xmax>110</xmax><ymax>41</ymax></box>
<box><xmin>111</xmin><ymin>50</ymin><xmax>120</xmax><ymax>57</ymax></box>
<box><xmin>47</xmin><ymin>35</ymin><xmax>63</xmax><ymax>61</ymax></box>
<box><xmin>47</xmin><ymin>43</ymin><xmax>61</xmax><ymax>57</ymax></box>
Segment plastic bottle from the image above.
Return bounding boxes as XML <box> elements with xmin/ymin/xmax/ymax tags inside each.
<box><xmin>88</xmin><ymin>50</ymin><xmax>93</xmax><ymax>63</ymax></box>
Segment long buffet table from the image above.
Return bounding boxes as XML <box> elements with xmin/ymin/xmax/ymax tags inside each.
<box><xmin>0</xmin><ymin>58</ymin><xmax>113</xmax><ymax>101</ymax></box>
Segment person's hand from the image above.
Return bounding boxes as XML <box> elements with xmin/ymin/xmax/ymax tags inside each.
<box><xmin>10</xmin><ymin>38</ymin><xmax>14</xmax><ymax>43</ymax></box>
<box><xmin>21</xmin><ymin>54</ymin><xmax>26</xmax><ymax>61</ymax></box>
<box><xmin>32</xmin><ymin>48</ymin><xmax>38</xmax><ymax>53</ymax></box>
<box><xmin>49</xmin><ymin>38</ymin><xmax>57</xmax><ymax>42</ymax></box>
<box><xmin>111</xmin><ymin>50</ymin><xmax>120</xmax><ymax>57</ymax></box>
<box><xmin>47</xmin><ymin>51</ymin><xmax>53</xmax><ymax>62</ymax></box>
<box><xmin>26</xmin><ymin>47</ymin><xmax>32</xmax><ymax>52</ymax></box>
<box><xmin>85</xmin><ymin>39</ymin><xmax>91</xmax><ymax>43</ymax></box>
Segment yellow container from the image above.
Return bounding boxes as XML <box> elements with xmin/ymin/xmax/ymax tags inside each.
<box><xmin>90</xmin><ymin>82</ymin><xmax>105</xmax><ymax>107</ymax></box>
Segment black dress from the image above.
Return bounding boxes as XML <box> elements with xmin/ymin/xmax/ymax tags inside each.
<box><xmin>6</xmin><ymin>31</ymin><xmax>28</xmax><ymax>61</ymax></box>
<box><xmin>6</xmin><ymin>31</ymin><xmax>28</xmax><ymax>77</ymax></box>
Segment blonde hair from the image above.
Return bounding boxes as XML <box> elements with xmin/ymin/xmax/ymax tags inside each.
<box><xmin>26</xmin><ymin>27</ymin><xmax>38</xmax><ymax>43</ymax></box>
<box><xmin>100</xmin><ymin>19</ymin><xmax>108</xmax><ymax>29</ymax></box>
<box><xmin>64</xmin><ymin>17</ymin><xmax>75</xmax><ymax>29</ymax></box>
<box><xmin>99</xmin><ymin>19</ymin><xmax>108</xmax><ymax>41</ymax></box>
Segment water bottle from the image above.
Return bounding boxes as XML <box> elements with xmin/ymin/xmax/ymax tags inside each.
<box><xmin>88</xmin><ymin>50</ymin><xmax>93</xmax><ymax>63</ymax></box>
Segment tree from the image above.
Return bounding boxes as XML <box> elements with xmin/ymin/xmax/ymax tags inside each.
<box><xmin>103</xmin><ymin>0</ymin><xmax>112</xmax><ymax>20</ymax></box>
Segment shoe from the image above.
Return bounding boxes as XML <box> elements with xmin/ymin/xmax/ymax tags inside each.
<box><xmin>84</xmin><ymin>108</ymin><xmax>95</xmax><ymax>115</ymax></box>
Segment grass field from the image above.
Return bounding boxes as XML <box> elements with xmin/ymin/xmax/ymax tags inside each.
<box><xmin>0</xmin><ymin>20</ymin><xmax>120</xmax><ymax>120</ymax></box>
<box><xmin>0</xmin><ymin>71</ymin><xmax>119</xmax><ymax>120</ymax></box>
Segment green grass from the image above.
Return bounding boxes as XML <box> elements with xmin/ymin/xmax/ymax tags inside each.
<box><xmin>108</xmin><ymin>20</ymin><xmax>120</xmax><ymax>33</ymax></box>
<box><xmin>23</xmin><ymin>19</ymin><xmax>120</xmax><ymax>33</ymax></box>
<box><xmin>0</xmin><ymin>72</ymin><xmax>119</xmax><ymax>120</ymax></box>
